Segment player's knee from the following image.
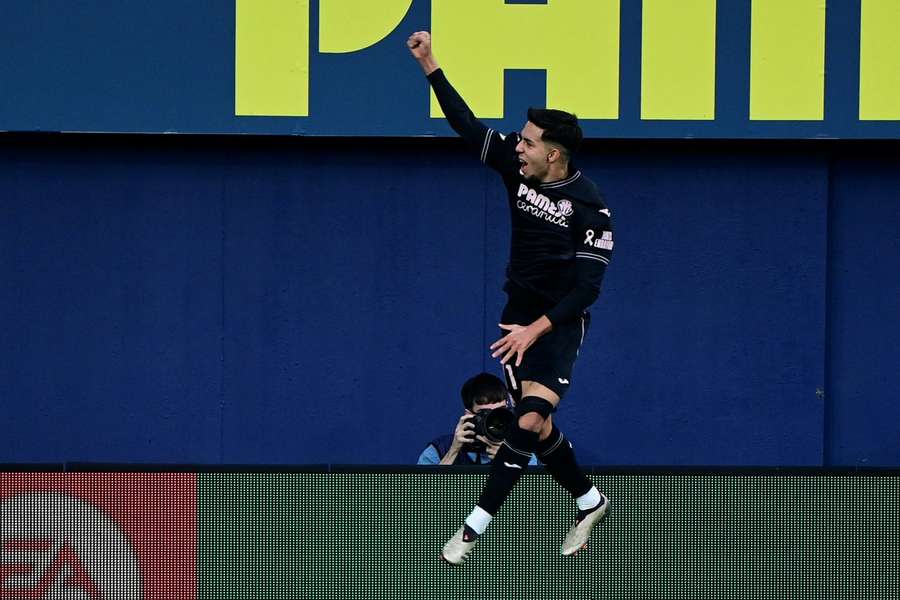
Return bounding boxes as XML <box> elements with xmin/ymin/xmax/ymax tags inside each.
<box><xmin>518</xmin><ymin>412</ymin><xmax>543</xmax><ymax>432</ymax></box>
<box><xmin>515</xmin><ymin>396</ymin><xmax>555</xmax><ymax>432</ymax></box>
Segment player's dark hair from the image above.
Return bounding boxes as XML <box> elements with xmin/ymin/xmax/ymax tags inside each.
<box><xmin>527</xmin><ymin>107</ymin><xmax>583</xmax><ymax>159</ymax></box>
<box><xmin>460</xmin><ymin>373</ymin><xmax>508</xmax><ymax>411</ymax></box>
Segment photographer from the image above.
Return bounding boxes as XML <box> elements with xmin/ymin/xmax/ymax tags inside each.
<box><xmin>417</xmin><ymin>373</ymin><xmax>537</xmax><ymax>466</ymax></box>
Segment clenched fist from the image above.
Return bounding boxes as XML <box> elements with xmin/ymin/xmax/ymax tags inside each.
<box><xmin>407</xmin><ymin>31</ymin><xmax>439</xmax><ymax>75</ymax></box>
<box><xmin>407</xmin><ymin>31</ymin><xmax>431</xmax><ymax>59</ymax></box>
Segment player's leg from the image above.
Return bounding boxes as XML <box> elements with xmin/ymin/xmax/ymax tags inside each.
<box><xmin>525</xmin><ymin>313</ymin><xmax>609</xmax><ymax>555</ymax></box>
<box><xmin>441</xmin><ymin>385</ymin><xmax>555</xmax><ymax>565</ymax></box>
<box><xmin>532</xmin><ymin>417</ymin><xmax>608</xmax><ymax>553</ymax></box>
<box><xmin>474</xmin><ymin>385</ymin><xmax>557</xmax><ymax>510</ymax></box>
<box><xmin>526</xmin><ymin>380</ymin><xmax>598</xmax><ymax>500</ymax></box>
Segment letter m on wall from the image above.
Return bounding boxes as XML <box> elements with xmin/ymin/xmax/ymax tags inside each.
<box><xmin>431</xmin><ymin>0</ymin><xmax>620</xmax><ymax>119</ymax></box>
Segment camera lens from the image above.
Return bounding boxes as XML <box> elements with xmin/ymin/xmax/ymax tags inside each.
<box><xmin>472</xmin><ymin>407</ymin><xmax>515</xmax><ymax>443</ymax></box>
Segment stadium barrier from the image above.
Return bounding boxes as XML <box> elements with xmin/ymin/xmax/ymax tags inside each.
<box><xmin>1</xmin><ymin>467</ymin><xmax>898</xmax><ymax>599</ymax></box>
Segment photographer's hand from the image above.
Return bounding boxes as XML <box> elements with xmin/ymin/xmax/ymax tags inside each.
<box><xmin>440</xmin><ymin>411</ymin><xmax>475</xmax><ymax>465</ymax></box>
<box><xmin>479</xmin><ymin>436</ymin><xmax>501</xmax><ymax>460</ymax></box>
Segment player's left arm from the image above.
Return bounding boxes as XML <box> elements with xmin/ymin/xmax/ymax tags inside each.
<box><xmin>546</xmin><ymin>209</ymin><xmax>613</xmax><ymax>326</ymax></box>
<box><xmin>491</xmin><ymin>210</ymin><xmax>611</xmax><ymax>366</ymax></box>
<box><xmin>492</xmin><ymin>211</ymin><xmax>612</xmax><ymax>366</ymax></box>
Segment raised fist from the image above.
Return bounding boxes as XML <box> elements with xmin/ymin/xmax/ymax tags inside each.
<box><xmin>407</xmin><ymin>31</ymin><xmax>432</xmax><ymax>60</ymax></box>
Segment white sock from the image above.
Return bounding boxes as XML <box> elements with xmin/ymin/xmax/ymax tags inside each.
<box><xmin>464</xmin><ymin>506</ymin><xmax>493</xmax><ymax>535</ymax></box>
<box><xmin>576</xmin><ymin>486</ymin><xmax>602</xmax><ymax>511</ymax></box>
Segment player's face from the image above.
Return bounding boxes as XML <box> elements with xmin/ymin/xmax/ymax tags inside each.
<box><xmin>515</xmin><ymin>121</ymin><xmax>551</xmax><ymax>182</ymax></box>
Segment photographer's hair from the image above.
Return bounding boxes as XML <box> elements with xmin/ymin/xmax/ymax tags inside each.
<box><xmin>460</xmin><ymin>372</ymin><xmax>509</xmax><ymax>412</ymax></box>
<box><xmin>526</xmin><ymin>107</ymin><xmax>584</xmax><ymax>161</ymax></box>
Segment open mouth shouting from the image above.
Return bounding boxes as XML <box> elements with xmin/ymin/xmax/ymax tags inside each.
<box><xmin>518</xmin><ymin>157</ymin><xmax>529</xmax><ymax>177</ymax></box>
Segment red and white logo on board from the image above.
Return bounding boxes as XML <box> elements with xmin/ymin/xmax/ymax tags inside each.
<box><xmin>1</xmin><ymin>493</ymin><xmax>142</xmax><ymax>598</ymax></box>
<box><xmin>0</xmin><ymin>473</ymin><xmax>196</xmax><ymax>600</ymax></box>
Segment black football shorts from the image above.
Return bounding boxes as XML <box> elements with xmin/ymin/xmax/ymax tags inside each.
<box><xmin>499</xmin><ymin>302</ymin><xmax>591</xmax><ymax>402</ymax></box>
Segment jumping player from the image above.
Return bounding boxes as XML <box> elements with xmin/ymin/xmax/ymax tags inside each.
<box><xmin>407</xmin><ymin>32</ymin><xmax>615</xmax><ymax>565</ymax></box>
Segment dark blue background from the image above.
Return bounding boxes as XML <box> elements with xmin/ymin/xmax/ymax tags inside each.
<box><xmin>2</xmin><ymin>1</ymin><xmax>898</xmax><ymax>468</ymax></box>
<box><xmin>1</xmin><ymin>0</ymin><xmax>898</xmax><ymax>138</ymax></box>
<box><xmin>2</xmin><ymin>134</ymin><xmax>898</xmax><ymax>467</ymax></box>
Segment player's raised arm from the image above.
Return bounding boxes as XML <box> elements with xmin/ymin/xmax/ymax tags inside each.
<box><xmin>407</xmin><ymin>31</ymin><xmax>490</xmax><ymax>149</ymax></box>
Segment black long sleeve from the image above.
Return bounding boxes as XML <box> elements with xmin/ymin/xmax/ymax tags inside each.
<box><xmin>426</xmin><ymin>68</ymin><xmax>489</xmax><ymax>147</ymax></box>
<box><xmin>545</xmin><ymin>209</ymin><xmax>613</xmax><ymax>325</ymax></box>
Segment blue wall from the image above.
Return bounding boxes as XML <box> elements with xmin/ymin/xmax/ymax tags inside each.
<box><xmin>1</xmin><ymin>136</ymin><xmax>898</xmax><ymax>467</ymax></box>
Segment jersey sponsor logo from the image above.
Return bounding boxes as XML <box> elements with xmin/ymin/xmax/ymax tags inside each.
<box><xmin>583</xmin><ymin>229</ymin><xmax>614</xmax><ymax>250</ymax></box>
<box><xmin>515</xmin><ymin>183</ymin><xmax>570</xmax><ymax>228</ymax></box>
<box><xmin>503</xmin><ymin>462</ymin><xmax>523</xmax><ymax>470</ymax></box>
<box><xmin>558</xmin><ymin>378</ymin><xmax>569</xmax><ymax>385</ymax></box>
<box><xmin>0</xmin><ymin>493</ymin><xmax>142</xmax><ymax>598</ymax></box>
<box><xmin>599</xmin><ymin>208</ymin><xmax>611</xmax><ymax>217</ymax></box>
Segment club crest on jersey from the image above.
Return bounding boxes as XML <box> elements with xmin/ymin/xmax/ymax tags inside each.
<box><xmin>515</xmin><ymin>183</ymin><xmax>570</xmax><ymax>227</ymax></box>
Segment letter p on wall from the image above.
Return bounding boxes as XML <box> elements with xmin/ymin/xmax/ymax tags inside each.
<box><xmin>235</xmin><ymin>0</ymin><xmax>412</xmax><ymax>116</ymax></box>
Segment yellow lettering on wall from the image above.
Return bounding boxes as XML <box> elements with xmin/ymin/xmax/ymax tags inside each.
<box><xmin>641</xmin><ymin>0</ymin><xmax>716</xmax><ymax>120</ymax></box>
<box><xmin>320</xmin><ymin>0</ymin><xmax>412</xmax><ymax>53</ymax></box>
<box><xmin>750</xmin><ymin>0</ymin><xmax>826</xmax><ymax>120</ymax></box>
<box><xmin>859</xmin><ymin>0</ymin><xmax>900</xmax><ymax>120</ymax></box>
<box><xmin>235</xmin><ymin>0</ymin><xmax>310</xmax><ymax>117</ymax></box>
<box><xmin>431</xmin><ymin>0</ymin><xmax>620</xmax><ymax>120</ymax></box>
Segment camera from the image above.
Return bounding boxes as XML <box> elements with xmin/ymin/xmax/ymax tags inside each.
<box><xmin>464</xmin><ymin>407</ymin><xmax>515</xmax><ymax>452</ymax></box>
